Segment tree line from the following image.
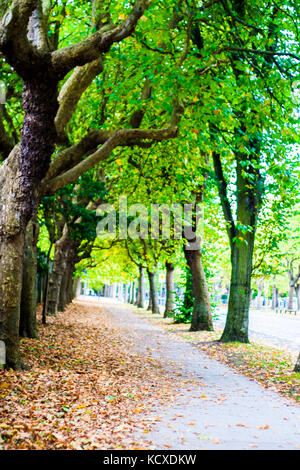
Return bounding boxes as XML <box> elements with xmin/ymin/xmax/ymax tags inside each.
<box><xmin>0</xmin><ymin>0</ymin><xmax>299</xmax><ymax>371</ymax></box>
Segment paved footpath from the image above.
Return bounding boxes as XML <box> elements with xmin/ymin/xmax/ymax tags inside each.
<box><xmin>81</xmin><ymin>297</ymin><xmax>300</xmax><ymax>450</ymax></box>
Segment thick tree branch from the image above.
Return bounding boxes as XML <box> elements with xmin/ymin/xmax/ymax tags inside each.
<box><xmin>0</xmin><ymin>0</ymin><xmax>39</xmax><ymax>72</ymax></box>
<box><xmin>41</xmin><ymin>125</ymin><xmax>179</xmax><ymax>195</ymax></box>
<box><xmin>212</xmin><ymin>151</ymin><xmax>236</xmax><ymax>244</ymax></box>
<box><xmin>51</xmin><ymin>1</ymin><xmax>150</xmax><ymax>77</ymax></box>
<box><xmin>55</xmin><ymin>58</ymin><xmax>104</xmax><ymax>141</ymax></box>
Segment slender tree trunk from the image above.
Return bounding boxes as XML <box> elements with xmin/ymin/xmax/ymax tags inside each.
<box><xmin>287</xmin><ymin>284</ymin><xmax>295</xmax><ymax>311</ymax></box>
<box><xmin>75</xmin><ymin>278</ymin><xmax>82</xmax><ymax>298</ymax></box>
<box><xmin>46</xmin><ymin>228</ymin><xmax>70</xmax><ymax>316</ymax></box>
<box><xmin>271</xmin><ymin>283</ymin><xmax>278</xmax><ymax>310</ymax></box>
<box><xmin>147</xmin><ymin>293</ymin><xmax>152</xmax><ymax>311</ymax></box>
<box><xmin>184</xmin><ymin>247</ymin><xmax>213</xmax><ymax>331</ymax></box>
<box><xmin>58</xmin><ymin>264</ymin><xmax>69</xmax><ymax>312</ymax></box>
<box><xmin>184</xmin><ymin>267</ymin><xmax>194</xmax><ymax>312</ymax></box>
<box><xmin>118</xmin><ymin>282</ymin><xmax>123</xmax><ymax>301</ymax></box>
<box><xmin>294</xmin><ymin>352</ymin><xmax>300</xmax><ymax>373</ymax></box>
<box><xmin>256</xmin><ymin>279</ymin><xmax>263</xmax><ymax>309</ymax></box>
<box><xmin>137</xmin><ymin>266</ymin><xmax>145</xmax><ymax>308</ymax></box>
<box><xmin>296</xmin><ymin>284</ymin><xmax>300</xmax><ymax>312</ymax></box>
<box><xmin>58</xmin><ymin>247</ymin><xmax>75</xmax><ymax>311</ymax></box>
<box><xmin>129</xmin><ymin>282</ymin><xmax>135</xmax><ymax>304</ymax></box>
<box><xmin>221</xmin><ymin>235</ymin><xmax>255</xmax><ymax>343</ymax></box>
<box><xmin>112</xmin><ymin>284</ymin><xmax>117</xmax><ymax>298</ymax></box>
<box><xmin>42</xmin><ymin>243</ymin><xmax>52</xmax><ymax>324</ymax></box>
<box><xmin>20</xmin><ymin>218</ymin><xmax>39</xmax><ymax>339</ymax></box>
<box><xmin>164</xmin><ymin>262</ymin><xmax>175</xmax><ymax>317</ymax></box>
<box><xmin>147</xmin><ymin>269</ymin><xmax>159</xmax><ymax>314</ymax></box>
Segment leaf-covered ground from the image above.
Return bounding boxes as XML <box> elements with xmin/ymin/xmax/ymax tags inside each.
<box><xmin>132</xmin><ymin>309</ymin><xmax>300</xmax><ymax>404</ymax></box>
<box><xmin>0</xmin><ymin>303</ymin><xmax>179</xmax><ymax>450</ymax></box>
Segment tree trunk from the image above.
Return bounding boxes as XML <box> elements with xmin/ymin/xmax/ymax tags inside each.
<box><xmin>58</xmin><ymin>247</ymin><xmax>75</xmax><ymax>311</ymax></box>
<box><xmin>137</xmin><ymin>266</ymin><xmax>146</xmax><ymax>308</ymax></box>
<box><xmin>184</xmin><ymin>267</ymin><xmax>194</xmax><ymax>312</ymax></box>
<box><xmin>0</xmin><ymin>232</ymin><xmax>25</xmax><ymax>370</ymax></box>
<box><xmin>129</xmin><ymin>282</ymin><xmax>135</xmax><ymax>304</ymax></box>
<box><xmin>287</xmin><ymin>284</ymin><xmax>295</xmax><ymax>311</ymax></box>
<box><xmin>58</xmin><ymin>264</ymin><xmax>69</xmax><ymax>312</ymax></box>
<box><xmin>147</xmin><ymin>269</ymin><xmax>159</xmax><ymax>314</ymax></box>
<box><xmin>164</xmin><ymin>262</ymin><xmax>175</xmax><ymax>317</ymax></box>
<box><xmin>221</xmin><ymin>236</ymin><xmax>255</xmax><ymax>343</ymax></box>
<box><xmin>117</xmin><ymin>282</ymin><xmax>123</xmax><ymax>301</ymax></box>
<box><xmin>20</xmin><ymin>218</ymin><xmax>39</xmax><ymax>339</ymax></box>
<box><xmin>0</xmin><ymin>78</ymin><xmax>58</xmax><ymax>368</ymax></box>
<box><xmin>271</xmin><ymin>284</ymin><xmax>278</xmax><ymax>310</ymax></box>
<box><xmin>256</xmin><ymin>279</ymin><xmax>263</xmax><ymax>309</ymax></box>
<box><xmin>184</xmin><ymin>247</ymin><xmax>213</xmax><ymax>331</ymax></box>
<box><xmin>46</xmin><ymin>228</ymin><xmax>70</xmax><ymax>316</ymax></box>
<box><xmin>294</xmin><ymin>352</ymin><xmax>300</xmax><ymax>373</ymax></box>
<box><xmin>42</xmin><ymin>244</ymin><xmax>52</xmax><ymax>324</ymax></box>
<box><xmin>296</xmin><ymin>284</ymin><xmax>300</xmax><ymax>312</ymax></box>
<box><xmin>75</xmin><ymin>278</ymin><xmax>82</xmax><ymax>298</ymax></box>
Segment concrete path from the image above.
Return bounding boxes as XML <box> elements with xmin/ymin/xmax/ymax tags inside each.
<box><xmin>80</xmin><ymin>297</ymin><xmax>300</xmax><ymax>450</ymax></box>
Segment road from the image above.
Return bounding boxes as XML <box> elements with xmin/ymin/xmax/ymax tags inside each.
<box><xmin>214</xmin><ymin>307</ymin><xmax>300</xmax><ymax>353</ymax></box>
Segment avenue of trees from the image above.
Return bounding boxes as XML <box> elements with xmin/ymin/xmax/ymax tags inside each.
<box><xmin>0</xmin><ymin>0</ymin><xmax>299</xmax><ymax>371</ymax></box>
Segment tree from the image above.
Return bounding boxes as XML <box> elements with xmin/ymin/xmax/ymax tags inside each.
<box><xmin>0</xmin><ymin>0</ymin><xmax>181</xmax><ymax>369</ymax></box>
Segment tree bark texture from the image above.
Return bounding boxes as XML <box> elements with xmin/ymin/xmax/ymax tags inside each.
<box><xmin>184</xmin><ymin>247</ymin><xmax>213</xmax><ymax>331</ymax></box>
<box><xmin>20</xmin><ymin>217</ymin><xmax>39</xmax><ymax>339</ymax></box>
<box><xmin>164</xmin><ymin>262</ymin><xmax>175</xmax><ymax>317</ymax></box>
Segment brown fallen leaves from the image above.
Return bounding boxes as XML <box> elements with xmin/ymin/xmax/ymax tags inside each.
<box><xmin>0</xmin><ymin>302</ymin><xmax>178</xmax><ymax>450</ymax></box>
<box><xmin>133</xmin><ymin>309</ymin><xmax>300</xmax><ymax>404</ymax></box>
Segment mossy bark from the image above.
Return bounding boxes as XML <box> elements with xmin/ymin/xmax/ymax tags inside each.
<box><xmin>184</xmin><ymin>247</ymin><xmax>213</xmax><ymax>332</ymax></box>
<box><xmin>220</xmin><ymin>233</ymin><xmax>255</xmax><ymax>343</ymax></box>
<box><xmin>46</xmin><ymin>228</ymin><xmax>70</xmax><ymax>316</ymax></box>
<box><xmin>20</xmin><ymin>218</ymin><xmax>39</xmax><ymax>339</ymax></box>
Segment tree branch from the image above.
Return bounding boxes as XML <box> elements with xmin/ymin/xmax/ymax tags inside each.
<box><xmin>41</xmin><ymin>119</ymin><xmax>180</xmax><ymax>196</ymax></box>
<box><xmin>212</xmin><ymin>151</ymin><xmax>236</xmax><ymax>244</ymax></box>
<box><xmin>51</xmin><ymin>1</ymin><xmax>150</xmax><ymax>77</ymax></box>
<box><xmin>55</xmin><ymin>58</ymin><xmax>104</xmax><ymax>141</ymax></box>
<box><xmin>0</xmin><ymin>0</ymin><xmax>39</xmax><ymax>72</ymax></box>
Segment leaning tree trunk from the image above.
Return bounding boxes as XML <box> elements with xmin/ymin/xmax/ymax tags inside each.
<box><xmin>221</xmin><ymin>235</ymin><xmax>255</xmax><ymax>343</ymax></box>
<box><xmin>46</xmin><ymin>228</ymin><xmax>70</xmax><ymax>316</ymax></box>
<box><xmin>20</xmin><ymin>218</ymin><xmax>39</xmax><ymax>339</ymax></box>
<box><xmin>294</xmin><ymin>352</ymin><xmax>300</xmax><ymax>373</ymax></box>
<box><xmin>137</xmin><ymin>265</ymin><xmax>146</xmax><ymax>308</ymax></box>
<box><xmin>164</xmin><ymin>262</ymin><xmax>175</xmax><ymax>317</ymax></box>
<box><xmin>184</xmin><ymin>246</ymin><xmax>213</xmax><ymax>331</ymax></box>
<box><xmin>147</xmin><ymin>269</ymin><xmax>160</xmax><ymax>314</ymax></box>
